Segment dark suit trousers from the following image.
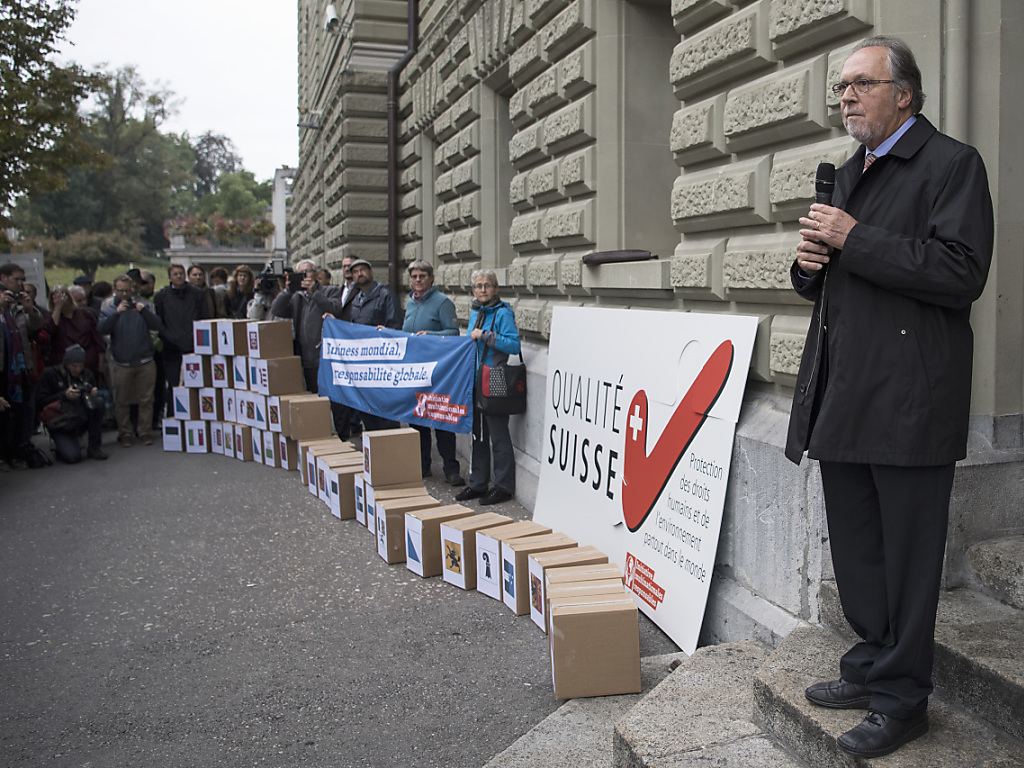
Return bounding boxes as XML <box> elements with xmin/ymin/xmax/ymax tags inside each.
<box><xmin>819</xmin><ymin>460</ymin><xmax>955</xmax><ymax>720</ymax></box>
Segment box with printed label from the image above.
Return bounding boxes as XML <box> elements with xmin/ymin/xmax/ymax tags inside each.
<box><xmin>162</xmin><ymin>418</ymin><xmax>183</xmax><ymax>451</ymax></box>
<box><xmin>210</xmin><ymin>355</ymin><xmax>233</xmax><ymax>388</ymax></box>
<box><xmin>246</xmin><ymin>320</ymin><xmax>292</xmax><ymax>359</ymax></box>
<box><xmin>289</xmin><ymin>396</ymin><xmax>332</xmax><ymax>441</ymax></box>
<box><xmin>546</xmin><ymin>581</ymin><xmax>627</xmax><ymax>634</ymax></box>
<box><xmin>501</xmin><ymin>534</ymin><xmax>577</xmax><ymax>615</ymax></box>
<box><xmin>231</xmin><ymin>356</ymin><xmax>249</xmax><ymax>390</ymax></box>
<box><xmin>405</xmin><ymin>505</ymin><xmax>476</xmax><ymax>577</ymax></box>
<box><xmin>354</xmin><ymin>473</ymin><xmax>367</xmax><ymax>525</ymax></box>
<box><xmin>475</xmin><ymin>521</ymin><xmax>553</xmax><ymax>600</ymax></box>
<box><xmin>210</xmin><ymin>422</ymin><xmax>225</xmax><ymax>455</ymax></box>
<box><xmin>328</xmin><ymin>463</ymin><xmax>365</xmax><ymax>519</ymax></box>
<box><xmin>245</xmin><ymin>392</ymin><xmax>268</xmax><ymax>430</ymax></box>
<box><xmin>278</xmin><ymin>393</ymin><xmax>318</xmax><ymax>435</ymax></box>
<box><xmin>249</xmin><ymin>356</ymin><xmax>304</xmax><ymax>397</ymax></box>
<box><xmin>214</xmin><ymin>319</ymin><xmax>248</xmax><ymax>356</ymax></box>
<box><xmin>192</xmin><ymin>320</ymin><xmax>216</xmax><ymax>355</ymax></box>
<box><xmin>317</xmin><ymin>453</ymin><xmax>363</xmax><ymax>504</ymax></box>
<box><xmin>549</xmin><ymin>596</ymin><xmax>640</xmax><ymax>700</ymax></box>
<box><xmin>375</xmin><ymin>496</ymin><xmax>440</xmax><ymax>564</ymax></box>
<box><xmin>234</xmin><ymin>424</ymin><xmax>253</xmax><ymax>461</ymax></box>
<box><xmin>172</xmin><ymin>387</ymin><xmax>199</xmax><ymax>420</ymax></box>
<box><xmin>366</xmin><ymin>483</ymin><xmax>426</xmax><ymax>536</ymax></box>
<box><xmin>305</xmin><ymin>442</ymin><xmax>357</xmax><ymax>495</ymax></box>
<box><xmin>223</xmin><ymin>423</ymin><xmax>236</xmax><ymax>459</ymax></box>
<box><xmin>277</xmin><ymin>434</ymin><xmax>298</xmax><ymax>470</ymax></box>
<box><xmin>222</xmin><ymin>388</ymin><xmax>237</xmax><ymax>424</ymax></box>
<box><xmin>184</xmin><ymin>420</ymin><xmax>209</xmax><ymax>453</ymax></box>
<box><xmin>362</xmin><ymin>428</ymin><xmax>421</xmax><ymax>487</ymax></box>
<box><xmin>251</xmin><ymin>427</ymin><xmax>264</xmax><ymax>465</ymax></box>
<box><xmin>266</xmin><ymin>396</ymin><xmax>284</xmax><ymax>432</ymax></box>
<box><xmin>528</xmin><ymin>547</ymin><xmax>609</xmax><ymax>631</ymax></box>
<box><xmin>440</xmin><ymin>513</ymin><xmax>513</xmax><ymax>589</ymax></box>
<box><xmin>198</xmin><ymin>388</ymin><xmax>222</xmax><ymax>421</ymax></box>
<box><xmin>262</xmin><ymin>430</ymin><xmax>277</xmax><ymax>467</ymax></box>
<box><xmin>181</xmin><ymin>354</ymin><xmax>211</xmax><ymax>388</ymax></box>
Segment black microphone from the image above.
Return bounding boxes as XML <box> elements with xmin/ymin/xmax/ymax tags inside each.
<box><xmin>815</xmin><ymin>162</ymin><xmax>835</xmax><ymax>205</ymax></box>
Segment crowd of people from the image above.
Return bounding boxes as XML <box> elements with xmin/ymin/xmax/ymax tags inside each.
<box><xmin>0</xmin><ymin>258</ymin><xmax>522</xmax><ymax>506</ymax></box>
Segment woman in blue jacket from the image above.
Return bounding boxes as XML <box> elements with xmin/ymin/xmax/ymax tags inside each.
<box><xmin>456</xmin><ymin>270</ymin><xmax>521</xmax><ymax>506</ymax></box>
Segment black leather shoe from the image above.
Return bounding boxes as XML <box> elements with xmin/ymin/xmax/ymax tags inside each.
<box><xmin>479</xmin><ymin>488</ymin><xmax>513</xmax><ymax>506</ymax></box>
<box><xmin>455</xmin><ymin>486</ymin><xmax>487</xmax><ymax>502</ymax></box>
<box><xmin>837</xmin><ymin>710</ymin><xmax>928</xmax><ymax>758</ymax></box>
<box><xmin>805</xmin><ymin>679</ymin><xmax>872</xmax><ymax>709</ymax></box>
<box><xmin>446</xmin><ymin>474</ymin><xmax>466</xmax><ymax>487</ymax></box>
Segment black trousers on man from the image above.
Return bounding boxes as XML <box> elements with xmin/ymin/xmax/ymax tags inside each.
<box><xmin>818</xmin><ymin>460</ymin><xmax>956</xmax><ymax>721</ymax></box>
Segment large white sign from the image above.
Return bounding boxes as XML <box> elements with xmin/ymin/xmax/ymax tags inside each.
<box><xmin>534</xmin><ymin>307</ymin><xmax>757</xmax><ymax>654</ymax></box>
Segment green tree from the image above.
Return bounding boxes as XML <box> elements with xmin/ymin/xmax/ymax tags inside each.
<box><xmin>191</xmin><ymin>131</ymin><xmax>241</xmax><ymax>199</ymax></box>
<box><xmin>0</xmin><ymin>0</ymin><xmax>103</xmax><ymax>223</ymax></box>
<box><xmin>199</xmin><ymin>171</ymin><xmax>272</xmax><ymax>220</ymax></box>
<box><xmin>40</xmin><ymin>230</ymin><xmax>141</xmax><ymax>280</ymax></box>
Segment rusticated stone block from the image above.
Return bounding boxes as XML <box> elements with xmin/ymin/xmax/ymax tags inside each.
<box><xmin>340</xmin><ymin>193</ymin><xmax>388</xmax><ymax>217</ymax></box>
<box><xmin>723</xmin><ymin>245</ymin><xmax>793</xmax><ymax>291</ymax></box>
<box><xmin>458</xmin><ymin>122</ymin><xmax>480</xmax><ymax>158</ymax></box>
<box><xmin>509</xmin><ymin>212</ymin><xmax>546</xmax><ymax>248</ymax></box>
<box><xmin>770</xmin><ymin>314</ymin><xmax>811</xmax><ymax>376</ymax></box>
<box><xmin>670</xmin><ymin>4</ymin><xmax>774</xmax><ymax>100</ymax></box>
<box><xmin>400</xmin><ymin>188</ymin><xmax>422</xmax><ymax>215</ymax></box>
<box><xmin>672</xmin><ymin>0</ymin><xmax>731</xmax><ymax>36</ymax></box>
<box><xmin>400</xmin><ymin>214</ymin><xmax>422</xmax><ymax>240</ymax></box>
<box><xmin>510</xmin><ymin>123</ymin><xmax>547</xmax><ymax>167</ymax></box>
<box><xmin>559</xmin><ymin>252</ymin><xmax>583</xmax><ymax>286</ymax></box>
<box><xmin>510</xmin><ymin>89</ymin><xmax>531</xmax><ymax>128</ymax></box>
<box><xmin>444</xmin><ymin>200</ymin><xmax>462</xmax><ymax>227</ymax></box>
<box><xmin>400</xmin><ymin>135</ymin><xmax>423</xmax><ymax>167</ymax></box>
<box><xmin>671</xmin><ymin>156</ymin><xmax>771</xmax><ymax>232</ymax></box>
<box><xmin>509</xmin><ymin>0</ymin><xmax>533</xmax><ymax>47</ymax></box>
<box><xmin>453</xmin><ymin>295</ymin><xmax>474</xmax><ymax>322</ymax></box>
<box><xmin>528</xmin><ymin>161</ymin><xmax>561</xmax><ymax>205</ymax></box>
<box><xmin>542</xmin><ymin>0</ymin><xmax>596</xmax><ymax>63</ymax></box>
<box><xmin>511</xmin><ymin>171</ymin><xmax>532</xmax><ymax>210</ymax></box>
<box><xmin>559</xmin><ymin>146</ymin><xmax>596</xmax><ymax>197</ymax></box>
<box><xmin>541</xmin><ymin>200</ymin><xmax>594</xmax><ymax>245</ymax></box>
<box><xmin>338</xmin><ymin>168</ymin><xmax>388</xmax><ymax>192</ymax></box>
<box><xmin>460</xmin><ymin>191</ymin><xmax>481</xmax><ymax>225</ymax></box>
<box><xmin>453</xmin><ymin>156</ymin><xmax>481</xmax><ymax>193</ymax></box>
<box><xmin>400</xmin><ymin>163</ymin><xmax>421</xmax><ymax>192</ymax></box>
<box><xmin>527</xmin><ymin>256</ymin><xmax>559</xmax><ymax>287</ymax></box>
<box><xmin>436</xmin><ymin>170</ymin><xmax>456</xmax><ymax>200</ymax></box>
<box><xmin>527</xmin><ymin>0</ymin><xmax>569</xmax><ymax>29</ymax></box>
<box><xmin>723</xmin><ymin>59</ymin><xmax>828</xmax><ymax>153</ymax></box>
<box><xmin>769</xmin><ymin>138</ymin><xmax>857</xmax><ymax>217</ymax></box>
<box><xmin>671</xmin><ymin>250</ymin><xmax>713</xmax><ymax>289</ymax></box>
<box><xmin>507</xmin><ymin>257</ymin><xmax>530</xmax><ymax>287</ymax></box>
<box><xmin>671</xmin><ymin>94</ymin><xmax>727</xmax><ymax>166</ymax></box>
<box><xmin>339</xmin><ymin>217</ymin><xmax>388</xmax><ymax>239</ymax></box>
<box><xmin>340</xmin><ymin>93</ymin><xmax>388</xmax><ymax>117</ymax></box>
<box><xmin>452</xmin><ymin>89</ymin><xmax>480</xmax><ymax>129</ymax></box>
<box><xmin>510</xmin><ymin>35</ymin><xmax>548</xmax><ymax>87</ymax></box>
<box><xmin>559</xmin><ymin>38</ymin><xmax>595</xmax><ymax>99</ymax></box>
<box><xmin>770</xmin><ymin>0</ymin><xmax>872</xmax><ymax>60</ymax></box>
<box><xmin>452</xmin><ymin>226</ymin><xmax>482</xmax><ymax>257</ymax></box>
<box><xmin>543</xmin><ymin>93</ymin><xmax>594</xmax><ymax>154</ymax></box>
<box><xmin>401</xmin><ymin>241</ymin><xmax>422</xmax><ymax>265</ymax></box>
<box><xmin>435</xmin><ymin>202</ymin><xmax>451</xmax><ymax>232</ymax></box>
<box><xmin>433</xmin><ymin>108</ymin><xmax>456</xmax><ymax>141</ymax></box>
<box><xmin>526</xmin><ymin>67</ymin><xmax>566</xmax><ymax>117</ymax></box>
<box><xmin>436</xmin><ymin>231</ymin><xmax>455</xmax><ymax>257</ymax></box>
<box><xmin>514</xmin><ymin>300</ymin><xmax>544</xmax><ymax>333</ymax></box>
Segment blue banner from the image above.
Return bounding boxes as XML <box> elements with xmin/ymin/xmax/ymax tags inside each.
<box><xmin>317</xmin><ymin>318</ymin><xmax>476</xmax><ymax>434</ymax></box>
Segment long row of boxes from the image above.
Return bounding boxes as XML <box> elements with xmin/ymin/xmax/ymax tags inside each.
<box><xmin>162</xmin><ymin>319</ymin><xmax>334</xmax><ymax>459</ymax></box>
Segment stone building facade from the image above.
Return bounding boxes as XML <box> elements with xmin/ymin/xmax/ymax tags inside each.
<box><xmin>292</xmin><ymin>0</ymin><xmax>1024</xmax><ymax>647</ymax></box>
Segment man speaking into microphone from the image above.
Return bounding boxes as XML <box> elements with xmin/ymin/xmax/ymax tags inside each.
<box><xmin>786</xmin><ymin>36</ymin><xmax>993</xmax><ymax>758</ymax></box>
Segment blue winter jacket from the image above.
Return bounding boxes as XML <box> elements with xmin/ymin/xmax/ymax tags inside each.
<box><xmin>468</xmin><ymin>301</ymin><xmax>520</xmax><ymax>371</ymax></box>
<box><xmin>402</xmin><ymin>287</ymin><xmax>459</xmax><ymax>336</ymax></box>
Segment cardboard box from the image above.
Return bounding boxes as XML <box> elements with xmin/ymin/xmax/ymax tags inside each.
<box><xmin>546</xmin><ymin>581</ymin><xmax>628</xmax><ymax>634</ymax></box>
<box><xmin>222</xmin><ymin>388</ymin><xmax>238</xmax><ymax>424</ymax></box>
<box><xmin>249</xmin><ymin>356</ymin><xmax>304</xmax><ymax>397</ymax></box>
<box><xmin>199</xmin><ymin>388</ymin><xmax>222</xmax><ymax>421</ymax></box>
<box><xmin>262</xmin><ymin>430</ymin><xmax>277</xmax><ymax>467</ymax></box>
<box><xmin>231</xmin><ymin>356</ymin><xmax>249</xmax><ymax>391</ymax></box>
<box><xmin>277</xmin><ymin>434</ymin><xmax>298</xmax><ymax>470</ymax></box>
<box><xmin>172</xmin><ymin>387</ymin><xmax>199</xmax><ymax>420</ymax></box>
<box><xmin>549</xmin><ymin>597</ymin><xmax>641</xmax><ymax>700</ymax></box>
<box><xmin>440</xmin><ymin>513</ymin><xmax>513</xmax><ymax>589</ymax></box>
<box><xmin>251</xmin><ymin>427</ymin><xmax>264</xmax><ymax>465</ymax></box>
<box><xmin>234</xmin><ymin>424</ymin><xmax>253</xmax><ymax>461</ymax></box>
<box><xmin>278</xmin><ymin>393</ymin><xmax>319</xmax><ymax>435</ymax></box>
<box><xmin>266</xmin><ymin>396</ymin><xmax>283</xmax><ymax>432</ymax></box>
<box><xmin>501</xmin><ymin>534</ymin><xmax>577</xmax><ymax>615</ymax></box>
<box><xmin>289</xmin><ymin>396</ymin><xmax>333</xmax><ymax>441</ymax></box>
<box><xmin>317</xmin><ymin>453</ymin><xmax>363</xmax><ymax>503</ymax></box>
<box><xmin>185</xmin><ymin>420</ymin><xmax>209</xmax><ymax>453</ymax></box>
<box><xmin>475</xmin><ymin>521</ymin><xmax>553</xmax><ymax>600</ymax></box>
<box><xmin>366</xmin><ymin>482</ymin><xmax>426</xmax><ymax>535</ymax></box>
<box><xmin>210</xmin><ymin>421</ymin><xmax>225</xmax><ymax>455</ymax></box>
<box><xmin>247</xmin><ymin>320</ymin><xmax>293</xmax><ymax>359</ymax></box>
<box><xmin>362</xmin><ymin>428</ymin><xmax>421</xmax><ymax>487</ymax></box>
<box><xmin>162</xmin><ymin>418</ymin><xmax>183</xmax><ymax>451</ymax></box>
<box><xmin>375</xmin><ymin>496</ymin><xmax>440</xmax><ymax>564</ymax></box>
<box><xmin>181</xmin><ymin>354</ymin><xmax>211</xmax><ymax>388</ymax></box>
<box><xmin>546</xmin><ymin>563</ymin><xmax>623</xmax><ymax>589</ymax></box>
<box><xmin>192</xmin><ymin>320</ymin><xmax>216</xmax><ymax>355</ymax></box>
<box><xmin>214</xmin><ymin>319</ymin><xmax>249</xmax><ymax>356</ymax></box>
<box><xmin>528</xmin><ymin>547</ymin><xmax>609</xmax><ymax>631</ymax></box>
<box><xmin>240</xmin><ymin>392</ymin><xmax>268</xmax><ymax>430</ymax></box>
<box><xmin>405</xmin><ymin>505</ymin><xmax>475</xmax><ymax>577</ymax></box>
<box><xmin>327</xmin><ymin>463</ymin><xmax>365</xmax><ymax>519</ymax></box>
<box><xmin>210</xmin><ymin>355</ymin><xmax>233</xmax><ymax>388</ymax></box>
<box><xmin>304</xmin><ymin>443</ymin><xmax>357</xmax><ymax>494</ymax></box>
<box><xmin>223</xmin><ymin>423</ymin><xmax>236</xmax><ymax>459</ymax></box>
<box><xmin>354</xmin><ymin>473</ymin><xmax>367</xmax><ymax>525</ymax></box>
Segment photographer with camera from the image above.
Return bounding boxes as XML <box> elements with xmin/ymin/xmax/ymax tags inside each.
<box><xmin>37</xmin><ymin>344</ymin><xmax>107</xmax><ymax>463</ymax></box>
<box><xmin>1</xmin><ymin>262</ymin><xmax>45</xmax><ymax>469</ymax></box>
<box><xmin>99</xmin><ymin>275</ymin><xmax>163</xmax><ymax>448</ymax></box>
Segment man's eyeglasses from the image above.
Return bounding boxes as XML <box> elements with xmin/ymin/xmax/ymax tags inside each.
<box><xmin>831</xmin><ymin>79</ymin><xmax>894</xmax><ymax>97</ymax></box>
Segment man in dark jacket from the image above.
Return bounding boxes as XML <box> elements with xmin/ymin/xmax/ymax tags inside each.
<box><xmin>37</xmin><ymin>344</ymin><xmax>107</xmax><ymax>463</ymax></box>
<box><xmin>154</xmin><ymin>263</ymin><xmax>206</xmax><ymax>415</ymax></box>
<box><xmin>271</xmin><ymin>259</ymin><xmax>350</xmax><ymax>437</ymax></box>
<box><xmin>787</xmin><ymin>37</ymin><xmax>993</xmax><ymax>759</ymax></box>
<box><xmin>99</xmin><ymin>275</ymin><xmax>164</xmax><ymax>447</ymax></box>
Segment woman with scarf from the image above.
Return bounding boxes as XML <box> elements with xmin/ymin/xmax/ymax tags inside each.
<box><xmin>455</xmin><ymin>270</ymin><xmax>521</xmax><ymax>506</ymax></box>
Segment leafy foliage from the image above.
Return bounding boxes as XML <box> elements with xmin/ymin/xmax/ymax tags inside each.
<box><xmin>37</xmin><ymin>230</ymin><xmax>142</xmax><ymax>279</ymax></box>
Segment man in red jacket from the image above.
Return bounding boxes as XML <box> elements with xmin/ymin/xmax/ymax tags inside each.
<box><xmin>787</xmin><ymin>36</ymin><xmax>994</xmax><ymax>758</ymax></box>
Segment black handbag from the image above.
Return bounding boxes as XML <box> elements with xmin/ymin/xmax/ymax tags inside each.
<box><xmin>476</xmin><ymin>353</ymin><xmax>527</xmax><ymax>415</ymax></box>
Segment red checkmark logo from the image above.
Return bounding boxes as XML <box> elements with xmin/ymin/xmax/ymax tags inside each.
<box><xmin>621</xmin><ymin>340</ymin><xmax>734</xmax><ymax>532</ymax></box>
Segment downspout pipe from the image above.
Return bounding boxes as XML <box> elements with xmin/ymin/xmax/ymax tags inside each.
<box><xmin>387</xmin><ymin>0</ymin><xmax>419</xmax><ymax>297</ymax></box>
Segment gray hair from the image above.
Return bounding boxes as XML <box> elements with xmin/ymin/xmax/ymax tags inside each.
<box><xmin>470</xmin><ymin>269</ymin><xmax>498</xmax><ymax>288</ymax></box>
<box><xmin>407</xmin><ymin>260</ymin><xmax>434</xmax><ymax>278</ymax></box>
<box><xmin>856</xmin><ymin>35</ymin><xmax>925</xmax><ymax>114</ymax></box>
<box><xmin>294</xmin><ymin>259</ymin><xmax>316</xmax><ymax>273</ymax></box>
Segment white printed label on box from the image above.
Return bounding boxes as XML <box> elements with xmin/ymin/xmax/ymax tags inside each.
<box><xmin>234</xmin><ymin>427</ymin><xmax>245</xmax><ymax>458</ymax></box>
<box><xmin>405</xmin><ymin>515</ymin><xmax>425</xmax><ymax>577</ymax></box>
<box><xmin>267</xmin><ymin>396</ymin><xmax>281</xmax><ymax>432</ymax></box>
<box><xmin>162</xmin><ymin>418</ymin><xmax>183</xmax><ymax>451</ymax></box>
<box><xmin>306</xmin><ymin>452</ymin><xmax>318</xmax><ymax>495</ymax></box>
<box><xmin>199</xmin><ymin>388</ymin><xmax>220</xmax><ymax>421</ymax></box>
<box><xmin>354</xmin><ymin>475</ymin><xmax>366</xmax><ymax>525</ymax></box>
<box><xmin>501</xmin><ymin>543</ymin><xmax>519</xmax><ymax>612</ymax></box>
<box><xmin>328</xmin><ymin>472</ymin><xmax>341</xmax><ymax>518</ymax></box>
<box><xmin>376</xmin><ymin>511</ymin><xmax>387</xmax><ymax>559</ymax></box>
<box><xmin>193</xmin><ymin>320</ymin><xmax>215</xmax><ymax>355</ymax></box>
<box><xmin>185</xmin><ymin>421</ymin><xmax>208</xmax><ymax>453</ymax></box>
<box><xmin>182</xmin><ymin>355</ymin><xmax>206</xmax><ymax>388</ymax></box>
<box><xmin>211</xmin><ymin>355</ymin><xmax>231</xmax><ymax>388</ymax></box>
<box><xmin>317</xmin><ymin>458</ymin><xmax>330</xmax><ymax>503</ymax></box>
<box><xmin>251</xmin><ymin>428</ymin><xmax>263</xmax><ymax>465</ymax></box>
<box><xmin>365</xmin><ymin>483</ymin><xmax>377</xmax><ymax>533</ymax></box>
<box><xmin>528</xmin><ymin>558</ymin><xmax>548</xmax><ymax>630</ymax></box>
<box><xmin>263</xmin><ymin>431</ymin><xmax>276</xmax><ymax>467</ymax></box>
<box><xmin>173</xmin><ymin>388</ymin><xmax>193</xmax><ymax>419</ymax></box>
<box><xmin>223</xmin><ymin>425</ymin><xmax>236</xmax><ymax>459</ymax></box>
<box><xmin>223</xmin><ymin>388</ymin><xmax>237</xmax><ymax>423</ymax></box>
<box><xmin>211</xmin><ymin>422</ymin><xmax>224</xmax><ymax>455</ymax></box>
<box><xmin>232</xmin><ymin>357</ymin><xmax>248</xmax><ymax>390</ymax></box>
<box><xmin>476</xmin><ymin>532</ymin><xmax>503</xmax><ymax>600</ymax></box>
<box><xmin>440</xmin><ymin>524</ymin><xmax>466</xmax><ymax>589</ymax></box>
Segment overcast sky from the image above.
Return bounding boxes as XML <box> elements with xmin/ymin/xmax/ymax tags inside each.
<box><xmin>58</xmin><ymin>0</ymin><xmax>299</xmax><ymax>182</ymax></box>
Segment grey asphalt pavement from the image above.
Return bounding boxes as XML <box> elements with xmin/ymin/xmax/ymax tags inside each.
<box><xmin>1</xmin><ymin>430</ymin><xmax>678</xmax><ymax>767</ymax></box>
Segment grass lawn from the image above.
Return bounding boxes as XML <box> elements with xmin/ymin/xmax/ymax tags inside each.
<box><xmin>44</xmin><ymin>263</ymin><xmax>171</xmax><ymax>292</ymax></box>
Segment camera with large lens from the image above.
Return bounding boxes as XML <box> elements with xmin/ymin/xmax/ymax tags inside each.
<box><xmin>256</xmin><ymin>257</ymin><xmax>288</xmax><ymax>295</ymax></box>
<box><xmin>73</xmin><ymin>382</ymin><xmax>104</xmax><ymax>412</ymax></box>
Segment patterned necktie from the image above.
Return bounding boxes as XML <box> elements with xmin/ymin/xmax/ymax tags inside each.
<box><xmin>863</xmin><ymin>153</ymin><xmax>876</xmax><ymax>173</ymax></box>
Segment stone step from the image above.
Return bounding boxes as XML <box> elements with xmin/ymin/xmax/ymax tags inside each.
<box><xmin>754</xmin><ymin>625</ymin><xmax>1024</xmax><ymax>767</ymax></box>
<box><xmin>821</xmin><ymin>580</ymin><xmax>1024</xmax><ymax>741</ymax></box>
<box><xmin>614</xmin><ymin>641</ymin><xmax>804</xmax><ymax>768</ymax></box>
<box><xmin>484</xmin><ymin>653</ymin><xmax>681</xmax><ymax>768</ymax></box>
<box><xmin>968</xmin><ymin>536</ymin><xmax>1024</xmax><ymax>610</ymax></box>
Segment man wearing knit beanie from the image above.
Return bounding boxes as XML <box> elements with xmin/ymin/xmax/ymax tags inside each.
<box><xmin>36</xmin><ymin>344</ymin><xmax>108</xmax><ymax>463</ymax></box>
